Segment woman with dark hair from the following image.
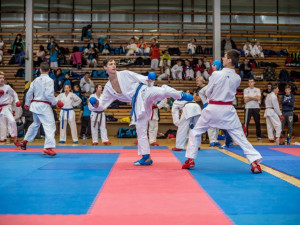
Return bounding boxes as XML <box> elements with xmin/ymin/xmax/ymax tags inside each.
<box><xmin>10</xmin><ymin>34</ymin><xmax>24</xmax><ymax>55</ymax></box>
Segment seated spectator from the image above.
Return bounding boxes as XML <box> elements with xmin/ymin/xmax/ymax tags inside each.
<box><xmin>149</xmin><ymin>44</ymin><xmax>160</xmax><ymax>69</ymax></box>
<box><xmin>186</xmin><ymin>38</ymin><xmax>197</xmax><ymax>56</ymax></box>
<box><xmin>126</xmin><ymin>37</ymin><xmax>137</xmax><ymax>56</ymax></box>
<box><xmin>86</xmin><ymin>48</ymin><xmax>98</xmax><ymax>68</ymax></box>
<box><xmin>157</xmin><ymin>59</ymin><xmax>171</xmax><ymax>81</ymax></box>
<box><xmin>50</xmin><ymin>45</ymin><xmax>59</xmax><ymax>68</ymax></box>
<box><xmin>184</xmin><ymin>59</ymin><xmax>194</xmax><ymax>80</ymax></box>
<box><xmin>54</xmin><ymin>68</ymin><xmax>63</xmax><ymax>93</ymax></box>
<box><xmin>243</xmin><ymin>41</ymin><xmax>253</xmax><ymax>57</ymax></box>
<box><xmin>81</xmin><ymin>24</ymin><xmax>92</xmax><ymax>41</ymax></box>
<box><xmin>0</xmin><ymin>36</ymin><xmax>4</xmax><ymax>64</ymax></box>
<box><xmin>84</xmin><ymin>38</ymin><xmax>98</xmax><ymax>55</ymax></box>
<box><xmin>171</xmin><ymin>60</ymin><xmax>183</xmax><ymax>80</ymax></box>
<box><xmin>159</xmin><ymin>50</ymin><xmax>171</xmax><ymax>67</ymax></box>
<box><xmin>34</xmin><ymin>45</ymin><xmax>46</xmax><ymax>67</ymax></box>
<box><xmin>239</xmin><ymin>58</ymin><xmax>254</xmax><ymax>80</ymax></box>
<box><xmin>80</xmin><ymin>72</ymin><xmax>95</xmax><ymax>94</ymax></box>
<box><xmin>203</xmin><ymin>56</ymin><xmax>210</xmax><ymax>69</ymax></box>
<box><xmin>252</xmin><ymin>41</ymin><xmax>264</xmax><ymax>58</ymax></box>
<box><xmin>136</xmin><ymin>36</ymin><xmax>150</xmax><ymax>55</ymax></box>
<box><xmin>10</xmin><ymin>34</ymin><xmax>24</xmax><ymax>55</ymax></box>
<box><xmin>221</xmin><ymin>34</ymin><xmax>236</xmax><ymax>56</ymax></box>
<box><xmin>261</xmin><ymin>82</ymin><xmax>272</xmax><ymax>107</ymax></box>
<box><xmin>70</xmin><ymin>46</ymin><xmax>82</xmax><ymax>69</ymax></box>
<box><xmin>47</xmin><ymin>36</ymin><xmax>58</xmax><ymax>51</ymax></box>
<box><xmin>73</xmin><ymin>84</ymin><xmax>82</xmax><ymax>99</ymax></box>
<box><xmin>61</xmin><ymin>72</ymin><xmax>72</xmax><ymax>90</ymax></box>
<box><xmin>195</xmin><ymin>58</ymin><xmax>209</xmax><ymax>80</ymax></box>
<box><xmin>102</xmin><ymin>40</ymin><xmax>111</xmax><ymax>55</ymax></box>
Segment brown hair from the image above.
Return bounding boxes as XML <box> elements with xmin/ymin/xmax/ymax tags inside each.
<box><xmin>103</xmin><ymin>58</ymin><xmax>115</xmax><ymax>67</ymax></box>
<box><xmin>40</xmin><ymin>62</ymin><xmax>50</xmax><ymax>72</ymax></box>
<box><xmin>226</xmin><ymin>49</ymin><xmax>240</xmax><ymax>66</ymax></box>
<box><xmin>285</xmin><ymin>85</ymin><xmax>291</xmax><ymax>90</ymax></box>
<box><xmin>272</xmin><ymin>84</ymin><xmax>278</xmax><ymax>91</ymax></box>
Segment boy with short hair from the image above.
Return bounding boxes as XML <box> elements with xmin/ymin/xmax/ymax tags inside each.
<box><xmin>281</xmin><ymin>85</ymin><xmax>295</xmax><ymax>138</ymax></box>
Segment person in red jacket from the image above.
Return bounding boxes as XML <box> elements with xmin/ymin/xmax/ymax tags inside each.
<box><xmin>195</xmin><ymin>58</ymin><xmax>209</xmax><ymax>80</ymax></box>
<box><xmin>149</xmin><ymin>45</ymin><xmax>161</xmax><ymax>69</ymax></box>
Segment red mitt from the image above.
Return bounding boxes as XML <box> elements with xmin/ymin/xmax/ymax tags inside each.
<box><xmin>24</xmin><ymin>105</ymin><xmax>30</xmax><ymax>110</ymax></box>
<box><xmin>16</xmin><ymin>101</ymin><xmax>21</xmax><ymax>107</ymax></box>
<box><xmin>57</xmin><ymin>101</ymin><xmax>64</xmax><ymax>108</ymax></box>
<box><xmin>280</xmin><ymin>115</ymin><xmax>285</xmax><ymax>121</ymax></box>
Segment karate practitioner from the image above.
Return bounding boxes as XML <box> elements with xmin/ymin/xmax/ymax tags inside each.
<box><xmin>183</xmin><ymin>50</ymin><xmax>263</xmax><ymax>174</ymax></box>
<box><xmin>264</xmin><ymin>84</ymin><xmax>282</xmax><ymax>144</ymax></box>
<box><xmin>171</xmin><ymin>96</ymin><xmax>201</xmax><ymax>151</ymax></box>
<box><xmin>90</xmin><ymin>59</ymin><xmax>193</xmax><ymax>166</ymax></box>
<box><xmin>20</xmin><ymin>62</ymin><xmax>64</xmax><ymax>156</ymax></box>
<box><xmin>88</xmin><ymin>84</ymin><xmax>111</xmax><ymax>146</ymax></box>
<box><xmin>0</xmin><ymin>72</ymin><xmax>21</xmax><ymax>147</ymax></box>
<box><xmin>56</xmin><ymin>84</ymin><xmax>82</xmax><ymax>144</ymax></box>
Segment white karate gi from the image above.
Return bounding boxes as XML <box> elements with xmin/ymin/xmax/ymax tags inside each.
<box><xmin>187</xmin><ymin>43</ymin><xmax>196</xmax><ymax>55</ymax></box>
<box><xmin>0</xmin><ymin>85</ymin><xmax>19</xmax><ymax>138</ymax></box>
<box><xmin>157</xmin><ymin>68</ymin><xmax>170</xmax><ymax>81</ymax></box>
<box><xmin>91</xmin><ymin>70</ymin><xmax>183</xmax><ymax>155</ymax></box>
<box><xmin>243</xmin><ymin>44</ymin><xmax>253</xmax><ymax>56</ymax></box>
<box><xmin>264</xmin><ymin>92</ymin><xmax>282</xmax><ymax>140</ymax></box>
<box><xmin>171</xmin><ymin>65</ymin><xmax>183</xmax><ymax>80</ymax></box>
<box><xmin>126</xmin><ymin>43</ymin><xmax>138</xmax><ymax>56</ymax></box>
<box><xmin>186</xmin><ymin>68</ymin><xmax>262</xmax><ymax>164</ymax></box>
<box><xmin>172</xmin><ymin>100</ymin><xmax>201</xmax><ymax>149</ymax></box>
<box><xmin>88</xmin><ymin>93</ymin><xmax>109</xmax><ymax>144</ymax></box>
<box><xmin>252</xmin><ymin>44</ymin><xmax>264</xmax><ymax>57</ymax></box>
<box><xmin>185</xmin><ymin>67</ymin><xmax>195</xmax><ymax>80</ymax></box>
<box><xmin>25</xmin><ymin>74</ymin><xmax>58</xmax><ymax>149</ymax></box>
<box><xmin>56</xmin><ymin>92</ymin><xmax>82</xmax><ymax>142</ymax></box>
<box><xmin>0</xmin><ymin>117</ymin><xmax>7</xmax><ymax>141</ymax></box>
<box><xmin>80</xmin><ymin>78</ymin><xmax>95</xmax><ymax>94</ymax></box>
<box><xmin>148</xmin><ymin>99</ymin><xmax>167</xmax><ymax>144</ymax></box>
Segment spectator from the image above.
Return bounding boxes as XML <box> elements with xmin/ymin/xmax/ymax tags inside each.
<box><xmin>80</xmin><ymin>72</ymin><xmax>95</xmax><ymax>94</ymax></box>
<box><xmin>203</xmin><ymin>56</ymin><xmax>210</xmax><ymax>69</ymax></box>
<box><xmin>54</xmin><ymin>68</ymin><xmax>63</xmax><ymax>92</ymax></box>
<box><xmin>157</xmin><ymin>59</ymin><xmax>171</xmax><ymax>81</ymax></box>
<box><xmin>239</xmin><ymin>58</ymin><xmax>254</xmax><ymax>80</ymax></box>
<box><xmin>159</xmin><ymin>50</ymin><xmax>171</xmax><ymax>67</ymax></box>
<box><xmin>221</xmin><ymin>34</ymin><xmax>236</xmax><ymax>55</ymax></box>
<box><xmin>70</xmin><ymin>46</ymin><xmax>82</xmax><ymax>69</ymax></box>
<box><xmin>252</xmin><ymin>41</ymin><xmax>264</xmax><ymax>58</ymax></box>
<box><xmin>183</xmin><ymin>59</ymin><xmax>194</xmax><ymax>80</ymax></box>
<box><xmin>47</xmin><ymin>36</ymin><xmax>58</xmax><ymax>51</ymax></box>
<box><xmin>171</xmin><ymin>60</ymin><xmax>183</xmax><ymax>80</ymax></box>
<box><xmin>195</xmin><ymin>58</ymin><xmax>209</xmax><ymax>80</ymax></box>
<box><xmin>243</xmin><ymin>78</ymin><xmax>262</xmax><ymax>141</ymax></box>
<box><xmin>79</xmin><ymin>97</ymin><xmax>92</xmax><ymax>139</ymax></box>
<box><xmin>126</xmin><ymin>37</ymin><xmax>137</xmax><ymax>56</ymax></box>
<box><xmin>86</xmin><ymin>48</ymin><xmax>98</xmax><ymax>68</ymax></box>
<box><xmin>60</xmin><ymin>72</ymin><xmax>72</xmax><ymax>90</ymax></box>
<box><xmin>10</xmin><ymin>34</ymin><xmax>24</xmax><ymax>55</ymax></box>
<box><xmin>19</xmin><ymin>50</ymin><xmax>25</xmax><ymax>67</ymax></box>
<box><xmin>281</xmin><ymin>85</ymin><xmax>295</xmax><ymax>138</ymax></box>
<box><xmin>84</xmin><ymin>38</ymin><xmax>98</xmax><ymax>55</ymax></box>
<box><xmin>149</xmin><ymin>44</ymin><xmax>160</xmax><ymax>69</ymax></box>
<box><xmin>150</xmin><ymin>38</ymin><xmax>157</xmax><ymax>49</ymax></box>
<box><xmin>264</xmin><ymin>84</ymin><xmax>282</xmax><ymax>144</ymax></box>
<box><xmin>261</xmin><ymin>82</ymin><xmax>272</xmax><ymax>107</ymax></box>
<box><xmin>34</xmin><ymin>45</ymin><xmax>46</xmax><ymax>67</ymax></box>
<box><xmin>136</xmin><ymin>36</ymin><xmax>150</xmax><ymax>55</ymax></box>
<box><xmin>0</xmin><ymin>36</ymin><xmax>4</xmax><ymax>64</ymax></box>
<box><xmin>243</xmin><ymin>41</ymin><xmax>253</xmax><ymax>57</ymax></box>
<box><xmin>73</xmin><ymin>84</ymin><xmax>82</xmax><ymax>100</ymax></box>
<box><xmin>49</xmin><ymin>45</ymin><xmax>59</xmax><ymax>68</ymax></box>
<box><xmin>81</xmin><ymin>24</ymin><xmax>92</xmax><ymax>41</ymax></box>
<box><xmin>102</xmin><ymin>40</ymin><xmax>111</xmax><ymax>55</ymax></box>
<box><xmin>186</xmin><ymin>38</ymin><xmax>197</xmax><ymax>56</ymax></box>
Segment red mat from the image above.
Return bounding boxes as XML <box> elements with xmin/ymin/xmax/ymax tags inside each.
<box><xmin>0</xmin><ymin>149</ymin><xmax>233</xmax><ymax>225</ymax></box>
<box><xmin>271</xmin><ymin>147</ymin><xmax>300</xmax><ymax>157</ymax></box>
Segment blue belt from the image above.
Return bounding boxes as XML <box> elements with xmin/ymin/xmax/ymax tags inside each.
<box><xmin>61</xmin><ymin>108</ymin><xmax>74</xmax><ymax>129</ymax></box>
<box><xmin>130</xmin><ymin>83</ymin><xmax>144</xmax><ymax>121</ymax></box>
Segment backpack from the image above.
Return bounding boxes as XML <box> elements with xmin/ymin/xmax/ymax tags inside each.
<box><xmin>290</xmin><ymin>70</ymin><xmax>300</xmax><ymax>80</ymax></box>
<box><xmin>59</xmin><ymin>47</ymin><xmax>69</xmax><ymax>55</ymax></box>
<box><xmin>15</xmin><ymin>68</ymin><xmax>25</xmax><ymax>78</ymax></box>
<box><xmin>117</xmin><ymin>128</ymin><xmax>137</xmax><ymax>138</ymax></box>
<box><xmin>168</xmin><ymin>47</ymin><xmax>181</xmax><ymax>56</ymax></box>
<box><xmin>143</xmin><ymin>58</ymin><xmax>151</xmax><ymax>65</ymax></box>
<box><xmin>263</xmin><ymin>66</ymin><xmax>276</xmax><ymax>81</ymax></box>
<box><xmin>164</xmin><ymin>129</ymin><xmax>177</xmax><ymax>138</ymax></box>
<box><xmin>196</xmin><ymin>46</ymin><xmax>203</xmax><ymax>54</ymax></box>
<box><xmin>9</xmin><ymin>55</ymin><xmax>16</xmax><ymax>64</ymax></box>
<box><xmin>135</xmin><ymin>57</ymin><xmax>144</xmax><ymax>65</ymax></box>
<box><xmin>92</xmin><ymin>70</ymin><xmax>107</xmax><ymax>78</ymax></box>
<box><xmin>279</xmin><ymin>70</ymin><xmax>290</xmax><ymax>82</ymax></box>
<box><xmin>58</xmin><ymin>55</ymin><xmax>66</xmax><ymax>66</ymax></box>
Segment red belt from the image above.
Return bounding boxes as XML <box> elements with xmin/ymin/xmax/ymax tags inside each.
<box><xmin>209</xmin><ymin>101</ymin><xmax>233</xmax><ymax>105</ymax></box>
<box><xmin>0</xmin><ymin>104</ymin><xmax>8</xmax><ymax>107</ymax></box>
<box><xmin>33</xmin><ymin>100</ymin><xmax>51</xmax><ymax>105</ymax></box>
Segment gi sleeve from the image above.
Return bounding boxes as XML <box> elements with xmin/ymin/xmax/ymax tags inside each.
<box><xmin>71</xmin><ymin>93</ymin><xmax>82</xmax><ymax>107</ymax></box>
<box><xmin>45</xmin><ymin>80</ymin><xmax>58</xmax><ymax>105</ymax></box>
<box><xmin>91</xmin><ymin>87</ymin><xmax>117</xmax><ymax>112</ymax></box>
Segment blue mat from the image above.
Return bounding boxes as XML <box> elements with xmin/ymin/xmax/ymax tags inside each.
<box><xmin>226</xmin><ymin>145</ymin><xmax>300</xmax><ymax>179</ymax></box>
<box><xmin>0</xmin><ymin>145</ymin><xmax>168</xmax><ymax>149</ymax></box>
<box><xmin>0</xmin><ymin>152</ymin><xmax>119</xmax><ymax>215</ymax></box>
<box><xmin>173</xmin><ymin>149</ymin><xmax>300</xmax><ymax>225</ymax></box>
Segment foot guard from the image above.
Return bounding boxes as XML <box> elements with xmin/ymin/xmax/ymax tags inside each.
<box><xmin>134</xmin><ymin>154</ymin><xmax>153</xmax><ymax>166</ymax></box>
<box><xmin>43</xmin><ymin>148</ymin><xmax>56</xmax><ymax>156</ymax></box>
<box><xmin>20</xmin><ymin>140</ymin><xmax>27</xmax><ymax>150</ymax></box>
<box><xmin>251</xmin><ymin>161</ymin><xmax>262</xmax><ymax>174</ymax></box>
<box><xmin>182</xmin><ymin>158</ymin><xmax>195</xmax><ymax>169</ymax></box>
<box><xmin>14</xmin><ymin>140</ymin><xmax>21</xmax><ymax>148</ymax></box>
<box><xmin>172</xmin><ymin>147</ymin><xmax>183</xmax><ymax>151</ymax></box>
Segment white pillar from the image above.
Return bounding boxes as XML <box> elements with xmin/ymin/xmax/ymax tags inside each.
<box><xmin>213</xmin><ymin>0</ymin><xmax>221</xmax><ymax>61</ymax></box>
<box><xmin>25</xmin><ymin>0</ymin><xmax>33</xmax><ymax>82</ymax></box>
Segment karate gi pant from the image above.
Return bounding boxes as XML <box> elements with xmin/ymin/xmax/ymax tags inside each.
<box><xmin>186</xmin><ymin>124</ymin><xmax>262</xmax><ymax>164</ymax></box>
<box><xmin>172</xmin><ymin>71</ymin><xmax>182</xmax><ymax>80</ymax></box>
<box><xmin>176</xmin><ymin>115</ymin><xmax>200</xmax><ymax>149</ymax></box>
<box><xmin>151</xmin><ymin>59</ymin><xmax>159</xmax><ymax>69</ymax></box>
<box><xmin>157</xmin><ymin>68</ymin><xmax>170</xmax><ymax>81</ymax></box>
<box><xmin>0</xmin><ymin>117</ymin><xmax>8</xmax><ymax>140</ymax></box>
<box><xmin>91</xmin><ymin>115</ymin><xmax>109</xmax><ymax>144</ymax></box>
<box><xmin>60</xmin><ymin>119</ymin><xmax>78</xmax><ymax>142</ymax></box>
<box><xmin>148</xmin><ymin>119</ymin><xmax>158</xmax><ymax>144</ymax></box>
<box><xmin>207</xmin><ymin>127</ymin><xmax>219</xmax><ymax>143</ymax></box>
<box><xmin>138</xmin><ymin>47</ymin><xmax>150</xmax><ymax>55</ymax></box>
<box><xmin>196</xmin><ymin>71</ymin><xmax>209</xmax><ymax>80</ymax></box>
<box><xmin>25</xmin><ymin>112</ymin><xmax>56</xmax><ymax>149</ymax></box>
<box><xmin>136</xmin><ymin>85</ymin><xmax>182</xmax><ymax>155</ymax></box>
<box><xmin>0</xmin><ymin>106</ymin><xmax>17</xmax><ymax>138</ymax></box>
<box><xmin>266</xmin><ymin>116</ymin><xmax>281</xmax><ymax>140</ymax></box>
<box><xmin>185</xmin><ymin>70</ymin><xmax>194</xmax><ymax>80</ymax></box>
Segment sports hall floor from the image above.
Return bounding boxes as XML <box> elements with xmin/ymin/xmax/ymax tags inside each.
<box><xmin>0</xmin><ymin>137</ymin><xmax>299</xmax><ymax>225</ymax></box>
